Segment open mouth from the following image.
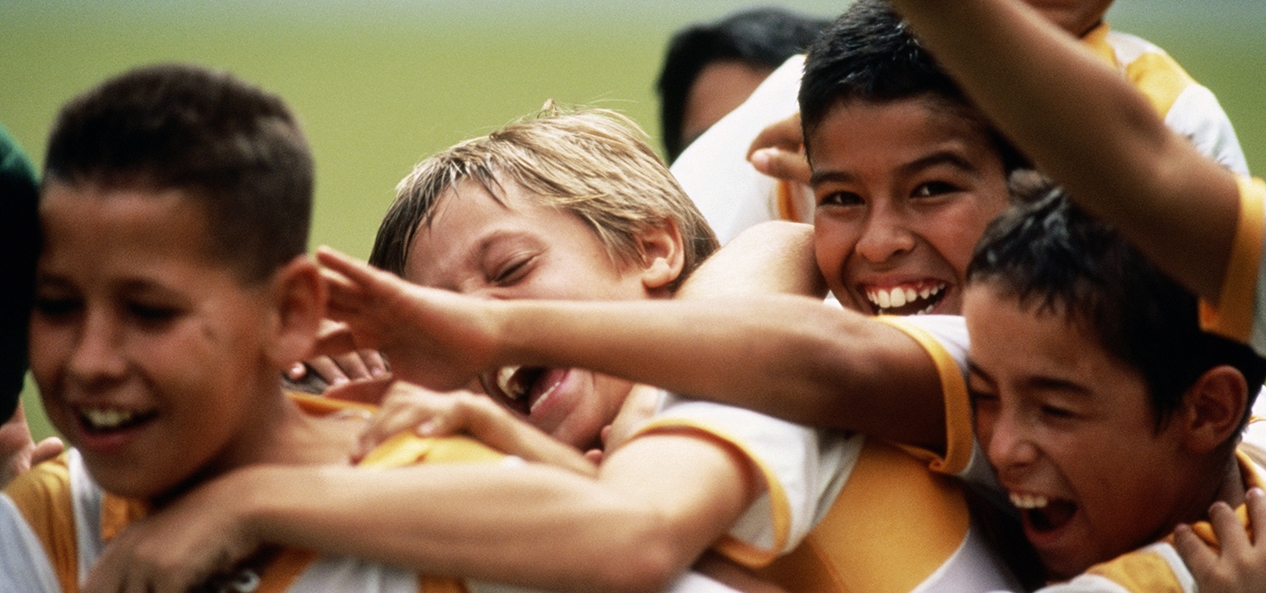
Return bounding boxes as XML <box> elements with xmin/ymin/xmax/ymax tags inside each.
<box><xmin>864</xmin><ymin>281</ymin><xmax>947</xmax><ymax>316</ymax></box>
<box><xmin>77</xmin><ymin>406</ymin><xmax>157</xmax><ymax>434</ymax></box>
<box><xmin>480</xmin><ymin>365</ymin><xmax>566</xmax><ymax>417</ymax></box>
<box><xmin>1010</xmin><ymin>491</ymin><xmax>1078</xmax><ymax>534</ymax></box>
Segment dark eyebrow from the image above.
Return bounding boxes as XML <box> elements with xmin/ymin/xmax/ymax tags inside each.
<box><xmin>967</xmin><ymin>360</ymin><xmax>1093</xmax><ymax>398</ymax></box>
<box><xmin>809</xmin><ymin>149</ymin><xmax>981</xmax><ymax>188</ymax></box>
<box><xmin>894</xmin><ymin>151</ymin><xmax>978</xmax><ymax>179</ymax></box>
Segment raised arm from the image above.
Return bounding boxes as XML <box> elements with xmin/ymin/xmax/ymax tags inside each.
<box><xmin>319</xmin><ymin>245</ymin><xmax>945</xmax><ymax>453</ymax></box>
<box><xmin>886</xmin><ymin>0</ymin><xmax>1241</xmax><ymax>304</ymax></box>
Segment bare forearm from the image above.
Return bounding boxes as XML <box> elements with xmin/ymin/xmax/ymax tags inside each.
<box><xmin>233</xmin><ymin>462</ymin><xmax>693</xmax><ymax>593</ymax></box>
<box><xmin>888</xmin><ymin>0</ymin><xmax>1239</xmax><ymax>302</ymax></box>
<box><xmin>676</xmin><ymin>221</ymin><xmax>827</xmax><ymax>300</ymax></box>
<box><xmin>490</xmin><ymin>294</ymin><xmax>945</xmax><ymax>451</ymax></box>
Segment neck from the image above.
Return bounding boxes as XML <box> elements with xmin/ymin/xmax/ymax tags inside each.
<box><xmin>151</xmin><ymin>381</ymin><xmax>365</xmax><ymax>508</ymax></box>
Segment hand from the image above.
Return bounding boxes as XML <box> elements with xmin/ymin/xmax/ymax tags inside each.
<box><xmin>82</xmin><ymin>470</ymin><xmax>261</xmax><ymax>593</ymax></box>
<box><xmin>316</xmin><ymin>246</ymin><xmax>499</xmax><ymax>392</ymax></box>
<box><xmin>356</xmin><ymin>381</ymin><xmax>595</xmax><ymax>476</ymax></box>
<box><xmin>286</xmin><ymin>320</ymin><xmax>390</xmax><ymax>391</ymax></box>
<box><xmin>1174</xmin><ymin>487</ymin><xmax>1266</xmax><ymax>593</ymax></box>
<box><xmin>747</xmin><ymin>112</ymin><xmax>811</xmax><ymax>186</ymax></box>
<box><xmin>0</xmin><ymin>402</ymin><xmax>64</xmax><ymax>488</ymax></box>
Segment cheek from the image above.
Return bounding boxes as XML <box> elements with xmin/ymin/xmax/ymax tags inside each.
<box><xmin>813</xmin><ymin>218</ymin><xmax>857</xmax><ymax>276</ymax></box>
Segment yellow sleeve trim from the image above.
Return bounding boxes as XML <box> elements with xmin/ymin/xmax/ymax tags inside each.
<box><xmin>629</xmin><ymin>418</ymin><xmax>792</xmax><ymax>568</ymax></box>
<box><xmin>1079</xmin><ymin>22</ymin><xmax>1120</xmax><ymax>69</ymax></box>
<box><xmin>1200</xmin><ymin>176</ymin><xmax>1266</xmax><ymax>343</ymax></box>
<box><xmin>1085</xmin><ymin>549</ymin><xmax>1184</xmax><ymax>593</ymax></box>
<box><xmin>872</xmin><ymin>317</ymin><xmax>974</xmax><ymax>476</ymax></box>
<box><xmin>1124</xmin><ymin>52</ymin><xmax>1194</xmax><ymax>118</ymax></box>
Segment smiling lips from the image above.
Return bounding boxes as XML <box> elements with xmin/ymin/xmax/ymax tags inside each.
<box><xmin>864</xmin><ymin>281</ymin><xmax>946</xmax><ymax>315</ymax></box>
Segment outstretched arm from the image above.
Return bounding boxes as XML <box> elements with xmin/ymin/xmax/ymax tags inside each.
<box><xmin>83</xmin><ymin>432</ymin><xmax>756</xmax><ymax>593</ymax></box>
<box><xmin>887</xmin><ymin>0</ymin><xmax>1240</xmax><ymax>304</ymax></box>
<box><xmin>319</xmin><ymin>245</ymin><xmax>944</xmax><ymax>453</ymax></box>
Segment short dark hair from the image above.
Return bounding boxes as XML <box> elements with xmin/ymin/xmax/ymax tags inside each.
<box><xmin>0</xmin><ymin>125</ymin><xmax>39</xmax><ymax>421</ymax></box>
<box><xmin>44</xmin><ymin>63</ymin><xmax>313</xmax><ymax>284</ymax></box>
<box><xmin>968</xmin><ymin>174</ymin><xmax>1266</xmax><ymax>432</ymax></box>
<box><xmin>799</xmin><ymin>0</ymin><xmax>1026</xmax><ymax>172</ymax></box>
<box><xmin>657</xmin><ymin>6</ymin><xmax>829</xmax><ymax>162</ymax></box>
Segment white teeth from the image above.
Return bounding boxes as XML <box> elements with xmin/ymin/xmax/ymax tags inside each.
<box><xmin>866</xmin><ymin>283</ymin><xmax>948</xmax><ymax>313</ymax></box>
<box><xmin>81</xmin><ymin>408</ymin><xmax>137</xmax><ymax>429</ymax></box>
<box><xmin>1009</xmin><ymin>492</ymin><xmax>1050</xmax><ymax>509</ymax></box>
<box><xmin>496</xmin><ymin>366</ymin><xmax>524</xmax><ymax>400</ymax></box>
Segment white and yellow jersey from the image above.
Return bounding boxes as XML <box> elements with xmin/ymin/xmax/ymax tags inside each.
<box><xmin>1082</xmin><ymin>24</ymin><xmax>1248</xmax><ymax>176</ymax></box>
<box><xmin>0</xmin><ymin>395</ymin><xmax>505</xmax><ymax>593</ymax></box>
<box><xmin>629</xmin><ymin>314</ymin><xmax>1026</xmax><ymax>593</ymax></box>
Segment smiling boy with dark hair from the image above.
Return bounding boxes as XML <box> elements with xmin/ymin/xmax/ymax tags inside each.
<box><xmin>962</xmin><ymin>177</ymin><xmax>1266</xmax><ymax>590</ymax></box>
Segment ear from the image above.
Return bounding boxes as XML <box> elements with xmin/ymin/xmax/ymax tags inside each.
<box><xmin>1178</xmin><ymin>365</ymin><xmax>1249</xmax><ymax>454</ymax></box>
<box><xmin>264</xmin><ymin>255</ymin><xmax>326</xmax><ymax>370</ymax></box>
<box><xmin>636</xmin><ymin>221</ymin><xmax>686</xmax><ymax>298</ymax></box>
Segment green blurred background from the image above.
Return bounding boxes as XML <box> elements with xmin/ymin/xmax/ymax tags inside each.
<box><xmin>5</xmin><ymin>0</ymin><xmax>1265</xmax><ymax>441</ymax></box>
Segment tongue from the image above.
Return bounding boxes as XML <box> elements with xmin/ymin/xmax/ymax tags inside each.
<box><xmin>1027</xmin><ymin>500</ymin><xmax>1077</xmax><ymax>533</ymax></box>
<box><xmin>528</xmin><ymin>368</ymin><xmax>569</xmax><ymax>412</ymax></box>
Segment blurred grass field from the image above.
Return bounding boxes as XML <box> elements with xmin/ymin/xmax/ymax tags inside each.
<box><xmin>4</xmin><ymin>0</ymin><xmax>1265</xmax><ymax>441</ymax></box>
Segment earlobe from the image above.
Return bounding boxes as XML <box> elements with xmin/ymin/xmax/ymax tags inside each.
<box><xmin>266</xmin><ymin>255</ymin><xmax>326</xmax><ymax>369</ymax></box>
<box><xmin>637</xmin><ymin>221</ymin><xmax>686</xmax><ymax>297</ymax></box>
<box><xmin>1181</xmin><ymin>365</ymin><xmax>1249</xmax><ymax>454</ymax></box>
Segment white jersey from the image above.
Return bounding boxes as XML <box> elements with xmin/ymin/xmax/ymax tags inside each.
<box><xmin>629</xmin><ymin>314</ymin><xmax>1025</xmax><ymax>593</ymax></box>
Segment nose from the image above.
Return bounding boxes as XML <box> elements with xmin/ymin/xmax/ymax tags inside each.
<box><xmin>981</xmin><ymin>404</ymin><xmax>1040</xmax><ymax>475</ymax></box>
<box><xmin>67</xmin><ymin>309</ymin><xmax>127</xmax><ymax>387</ymax></box>
<box><xmin>854</xmin><ymin>203</ymin><xmax>915</xmax><ymax>264</ymax></box>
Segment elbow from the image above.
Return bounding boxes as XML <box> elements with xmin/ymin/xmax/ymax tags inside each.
<box><xmin>586</xmin><ymin>515</ymin><xmax>693</xmax><ymax>593</ymax></box>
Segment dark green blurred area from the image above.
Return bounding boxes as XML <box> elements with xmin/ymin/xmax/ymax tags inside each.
<box><xmin>4</xmin><ymin>0</ymin><xmax>1264</xmax><ymax>441</ymax></box>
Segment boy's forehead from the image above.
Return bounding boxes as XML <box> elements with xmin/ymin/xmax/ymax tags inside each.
<box><xmin>806</xmin><ymin>96</ymin><xmax>997</xmax><ymax>168</ymax></box>
<box><xmin>40</xmin><ymin>182</ymin><xmax>226</xmax><ymax>274</ymax></box>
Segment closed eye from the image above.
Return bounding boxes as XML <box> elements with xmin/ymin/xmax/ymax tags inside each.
<box><xmin>491</xmin><ymin>256</ymin><xmax>534</xmax><ymax>287</ymax></box>
<box><xmin>34</xmin><ymin>296</ymin><xmax>81</xmax><ymax>319</ymax></box>
<box><xmin>126</xmin><ymin>302</ymin><xmax>180</xmax><ymax>327</ymax></box>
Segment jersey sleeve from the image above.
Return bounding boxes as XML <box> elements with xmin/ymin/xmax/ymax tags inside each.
<box><xmin>0</xmin><ymin>494</ymin><xmax>63</xmax><ymax>593</ymax></box>
<box><xmin>1199</xmin><ymin>176</ymin><xmax>1266</xmax><ymax>356</ymax></box>
<box><xmin>629</xmin><ymin>396</ymin><xmax>863</xmax><ymax>568</ymax></box>
<box><xmin>870</xmin><ymin>315</ymin><xmax>980</xmax><ymax>478</ymax></box>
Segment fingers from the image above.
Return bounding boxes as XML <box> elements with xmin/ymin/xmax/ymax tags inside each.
<box><xmin>747</xmin><ymin>112</ymin><xmax>803</xmax><ymax>155</ymax></box>
<box><xmin>311</xmin><ymin>324</ymin><xmax>362</xmax><ymax>360</ymax></box>
<box><xmin>357</xmin><ymin>384</ymin><xmax>460</xmax><ymax>456</ymax></box>
<box><xmin>307</xmin><ymin>356</ymin><xmax>351</xmax><ymax>385</ymax></box>
<box><xmin>325</xmin><ymin>376</ymin><xmax>394</xmax><ymax>404</ymax></box>
<box><xmin>1173</xmin><ymin>522</ymin><xmax>1219</xmax><ymax>581</ymax></box>
<box><xmin>747</xmin><ymin>113</ymin><xmax>812</xmax><ymax>185</ymax></box>
<box><xmin>30</xmin><ymin>437</ymin><xmax>64</xmax><ymax>466</ymax></box>
<box><xmin>749</xmin><ymin>147</ymin><xmax>812</xmax><ymax>185</ymax></box>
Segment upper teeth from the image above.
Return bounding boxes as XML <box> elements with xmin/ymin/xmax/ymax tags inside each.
<box><xmin>867</xmin><ymin>284</ymin><xmax>944</xmax><ymax>313</ymax></box>
<box><xmin>81</xmin><ymin>408</ymin><xmax>137</xmax><ymax>429</ymax></box>
<box><xmin>497</xmin><ymin>366</ymin><xmax>525</xmax><ymax>400</ymax></box>
<box><xmin>1009</xmin><ymin>492</ymin><xmax>1050</xmax><ymax>509</ymax></box>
